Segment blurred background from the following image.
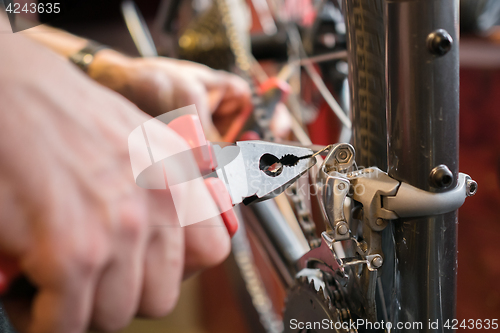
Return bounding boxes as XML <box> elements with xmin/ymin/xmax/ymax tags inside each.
<box><xmin>16</xmin><ymin>0</ymin><xmax>500</xmax><ymax>331</ymax></box>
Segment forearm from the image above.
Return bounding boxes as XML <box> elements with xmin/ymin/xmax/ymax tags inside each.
<box><xmin>20</xmin><ymin>23</ymin><xmax>87</xmax><ymax>58</ymax></box>
<box><xmin>19</xmin><ymin>22</ymin><xmax>131</xmax><ymax>92</ymax></box>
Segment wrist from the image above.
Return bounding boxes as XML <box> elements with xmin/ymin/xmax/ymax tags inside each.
<box><xmin>86</xmin><ymin>49</ymin><xmax>134</xmax><ymax>95</ymax></box>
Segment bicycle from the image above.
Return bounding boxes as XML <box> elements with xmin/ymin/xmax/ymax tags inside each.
<box><xmin>144</xmin><ymin>0</ymin><xmax>480</xmax><ymax>331</ymax></box>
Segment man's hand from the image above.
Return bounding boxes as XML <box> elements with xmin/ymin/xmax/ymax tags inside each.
<box><xmin>0</xmin><ymin>31</ymin><xmax>231</xmax><ymax>333</ymax></box>
<box><xmin>22</xmin><ymin>23</ymin><xmax>291</xmax><ymax>141</ymax></box>
<box><xmin>88</xmin><ymin>51</ymin><xmax>253</xmax><ymax>140</ymax></box>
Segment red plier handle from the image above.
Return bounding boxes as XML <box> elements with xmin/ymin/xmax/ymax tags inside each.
<box><xmin>167</xmin><ymin>114</ymin><xmax>239</xmax><ymax>236</ymax></box>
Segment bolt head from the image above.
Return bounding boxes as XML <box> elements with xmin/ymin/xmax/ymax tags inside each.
<box><xmin>427</xmin><ymin>29</ymin><xmax>453</xmax><ymax>56</ymax></box>
<box><xmin>429</xmin><ymin>164</ymin><xmax>453</xmax><ymax>189</ymax></box>
<box><xmin>337</xmin><ymin>222</ymin><xmax>348</xmax><ymax>235</ymax></box>
<box><xmin>376</xmin><ymin>218</ymin><xmax>384</xmax><ymax>226</ymax></box>
<box><xmin>466</xmin><ymin>179</ymin><xmax>478</xmax><ymax>197</ymax></box>
<box><xmin>371</xmin><ymin>256</ymin><xmax>383</xmax><ymax>268</ymax></box>
<box><xmin>335</xmin><ymin>148</ymin><xmax>352</xmax><ymax>163</ymax></box>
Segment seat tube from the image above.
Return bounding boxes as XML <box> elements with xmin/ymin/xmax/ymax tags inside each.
<box><xmin>385</xmin><ymin>0</ymin><xmax>460</xmax><ymax>331</ymax></box>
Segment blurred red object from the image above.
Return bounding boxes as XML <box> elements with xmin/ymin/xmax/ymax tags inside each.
<box><xmin>457</xmin><ymin>37</ymin><xmax>500</xmax><ymax>326</ymax></box>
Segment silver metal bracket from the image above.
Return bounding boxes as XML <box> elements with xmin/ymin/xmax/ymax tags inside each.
<box><xmin>384</xmin><ymin>173</ymin><xmax>477</xmax><ymax>218</ymax></box>
<box><xmin>349</xmin><ymin>168</ymin><xmax>477</xmax><ymax>224</ymax></box>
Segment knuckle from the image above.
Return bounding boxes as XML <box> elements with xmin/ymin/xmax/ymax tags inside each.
<box><xmin>93</xmin><ymin>306</ymin><xmax>136</xmax><ymax>333</ymax></box>
<box><xmin>33</xmin><ymin>238</ymin><xmax>105</xmax><ymax>281</ymax></box>
<box><xmin>182</xmin><ymin>83</ymin><xmax>205</xmax><ymax>105</ymax></box>
<box><xmin>148</xmin><ymin>69</ymin><xmax>171</xmax><ymax>90</ymax></box>
<box><xmin>117</xmin><ymin>202</ymin><xmax>147</xmax><ymax>243</ymax></box>
<box><xmin>120</xmin><ymin>214</ymin><xmax>144</xmax><ymax>242</ymax></box>
<box><xmin>143</xmin><ymin>288</ymin><xmax>180</xmax><ymax>318</ymax></box>
<box><xmin>73</xmin><ymin>239</ymin><xmax>107</xmax><ymax>276</ymax></box>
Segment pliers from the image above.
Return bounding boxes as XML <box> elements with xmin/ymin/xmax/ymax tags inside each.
<box><xmin>212</xmin><ymin>140</ymin><xmax>316</xmax><ymax>205</ymax></box>
<box><xmin>165</xmin><ymin>114</ymin><xmax>317</xmax><ymax>233</ymax></box>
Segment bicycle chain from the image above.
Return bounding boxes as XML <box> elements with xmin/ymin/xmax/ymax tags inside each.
<box><xmin>326</xmin><ymin>277</ymin><xmax>357</xmax><ymax>333</ymax></box>
<box><xmin>215</xmin><ymin>0</ymin><xmax>275</xmax><ymax>141</ymax></box>
<box><xmin>330</xmin><ymin>277</ymin><xmax>357</xmax><ymax>332</ymax></box>
<box><xmin>289</xmin><ymin>183</ymin><xmax>322</xmax><ymax>249</ymax></box>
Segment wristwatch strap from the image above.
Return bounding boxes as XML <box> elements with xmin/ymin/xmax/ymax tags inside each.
<box><xmin>68</xmin><ymin>41</ymin><xmax>109</xmax><ymax>73</ymax></box>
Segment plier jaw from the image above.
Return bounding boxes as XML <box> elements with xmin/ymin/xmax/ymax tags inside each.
<box><xmin>214</xmin><ymin>141</ymin><xmax>317</xmax><ymax>206</ymax></box>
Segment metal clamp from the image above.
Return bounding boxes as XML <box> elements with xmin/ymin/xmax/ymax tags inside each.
<box><xmin>384</xmin><ymin>173</ymin><xmax>477</xmax><ymax>218</ymax></box>
<box><xmin>349</xmin><ymin>168</ymin><xmax>477</xmax><ymax>224</ymax></box>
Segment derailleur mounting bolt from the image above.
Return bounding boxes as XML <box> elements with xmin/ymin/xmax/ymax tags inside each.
<box><xmin>427</xmin><ymin>29</ymin><xmax>453</xmax><ymax>56</ymax></box>
<box><xmin>337</xmin><ymin>222</ymin><xmax>348</xmax><ymax>235</ymax></box>
<box><xmin>371</xmin><ymin>256</ymin><xmax>383</xmax><ymax>268</ymax></box>
<box><xmin>429</xmin><ymin>164</ymin><xmax>453</xmax><ymax>189</ymax></box>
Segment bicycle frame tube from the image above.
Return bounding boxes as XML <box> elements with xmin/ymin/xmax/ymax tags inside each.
<box><xmin>385</xmin><ymin>0</ymin><xmax>459</xmax><ymax>331</ymax></box>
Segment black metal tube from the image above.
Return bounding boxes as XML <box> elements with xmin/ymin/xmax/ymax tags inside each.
<box><xmin>385</xmin><ymin>0</ymin><xmax>459</xmax><ymax>331</ymax></box>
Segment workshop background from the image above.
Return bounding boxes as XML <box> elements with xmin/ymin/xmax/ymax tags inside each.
<box><xmin>23</xmin><ymin>0</ymin><xmax>500</xmax><ymax>332</ymax></box>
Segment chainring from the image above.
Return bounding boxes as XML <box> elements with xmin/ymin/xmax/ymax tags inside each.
<box><xmin>283</xmin><ymin>272</ymin><xmax>355</xmax><ymax>333</ymax></box>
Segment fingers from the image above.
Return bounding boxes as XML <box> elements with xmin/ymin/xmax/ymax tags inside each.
<box><xmin>90</xmin><ymin>256</ymin><xmax>144</xmax><ymax>331</ymax></box>
<box><xmin>209</xmin><ymin>73</ymin><xmax>252</xmax><ymax>138</ymax></box>
<box><xmin>183</xmin><ymin>215</ymin><xmax>231</xmax><ymax>278</ymax></box>
<box><xmin>24</xmin><ymin>191</ymin><xmax>151</xmax><ymax>333</ymax></box>
<box><xmin>209</xmin><ymin>72</ymin><xmax>252</xmax><ymax>118</ymax></box>
<box><xmin>3</xmin><ymin>272</ymin><xmax>94</xmax><ymax>333</ymax></box>
<box><xmin>137</xmin><ymin>189</ymin><xmax>184</xmax><ymax>318</ymax></box>
<box><xmin>30</xmin><ymin>283</ymin><xmax>94</xmax><ymax>333</ymax></box>
<box><xmin>180</xmin><ymin>179</ymin><xmax>232</xmax><ymax>277</ymax></box>
<box><xmin>148</xmin><ymin>172</ymin><xmax>231</xmax><ymax>280</ymax></box>
<box><xmin>21</xmin><ymin>241</ymin><xmax>98</xmax><ymax>333</ymax></box>
<box><xmin>166</xmin><ymin>80</ymin><xmax>222</xmax><ymax>141</ymax></box>
<box><xmin>89</xmin><ymin>198</ymin><xmax>148</xmax><ymax>332</ymax></box>
<box><xmin>137</xmin><ymin>227</ymin><xmax>184</xmax><ymax>318</ymax></box>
